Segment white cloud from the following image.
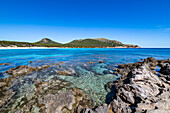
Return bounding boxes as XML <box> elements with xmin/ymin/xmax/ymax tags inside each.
<box><xmin>164</xmin><ymin>28</ymin><xmax>170</xmax><ymax>32</ymax></box>
<box><xmin>159</xmin><ymin>28</ymin><xmax>170</xmax><ymax>32</ymax></box>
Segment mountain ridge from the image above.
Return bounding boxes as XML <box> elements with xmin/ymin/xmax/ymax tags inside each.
<box><xmin>0</xmin><ymin>38</ymin><xmax>140</xmax><ymax>48</ymax></box>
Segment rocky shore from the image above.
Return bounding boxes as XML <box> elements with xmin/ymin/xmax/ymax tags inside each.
<box><xmin>0</xmin><ymin>57</ymin><xmax>169</xmax><ymax>113</ymax></box>
<box><xmin>107</xmin><ymin>57</ymin><xmax>170</xmax><ymax>113</ymax></box>
<box><xmin>73</xmin><ymin>57</ymin><xmax>170</xmax><ymax>113</ymax></box>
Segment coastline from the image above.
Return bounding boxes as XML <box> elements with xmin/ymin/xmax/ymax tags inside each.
<box><xmin>0</xmin><ymin>46</ymin><xmax>141</xmax><ymax>49</ymax></box>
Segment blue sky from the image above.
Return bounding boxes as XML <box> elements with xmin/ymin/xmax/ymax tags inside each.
<box><xmin>0</xmin><ymin>0</ymin><xmax>170</xmax><ymax>47</ymax></box>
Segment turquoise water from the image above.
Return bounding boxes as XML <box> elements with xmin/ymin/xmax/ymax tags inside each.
<box><xmin>0</xmin><ymin>48</ymin><xmax>170</xmax><ymax>73</ymax></box>
<box><xmin>0</xmin><ymin>48</ymin><xmax>170</xmax><ymax>106</ymax></box>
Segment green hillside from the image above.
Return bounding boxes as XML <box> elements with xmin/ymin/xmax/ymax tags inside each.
<box><xmin>66</xmin><ymin>39</ymin><xmax>123</xmax><ymax>47</ymax></box>
<box><xmin>36</xmin><ymin>38</ymin><xmax>60</xmax><ymax>44</ymax></box>
<box><xmin>66</xmin><ymin>38</ymin><xmax>139</xmax><ymax>48</ymax></box>
<box><xmin>0</xmin><ymin>38</ymin><xmax>140</xmax><ymax>48</ymax></box>
<box><xmin>0</xmin><ymin>41</ymin><xmax>36</xmax><ymax>47</ymax></box>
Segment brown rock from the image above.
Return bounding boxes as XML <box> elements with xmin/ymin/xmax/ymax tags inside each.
<box><xmin>150</xmin><ymin>66</ymin><xmax>155</xmax><ymax>70</ymax></box>
<box><xmin>37</xmin><ymin>66</ymin><xmax>42</xmax><ymax>71</ymax></box>
<box><xmin>60</xmin><ymin>61</ymin><xmax>64</xmax><ymax>64</ymax></box>
<box><xmin>88</xmin><ymin>62</ymin><xmax>96</xmax><ymax>64</ymax></box>
<box><xmin>42</xmin><ymin>65</ymin><xmax>50</xmax><ymax>69</ymax></box>
<box><xmin>0</xmin><ymin>63</ymin><xmax>10</xmax><ymax>65</ymax></box>
<box><xmin>6</xmin><ymin>65</ymin><xmax>37</xmax><ymax>76</ymax></box>
<box><xmin>56</xmin><ymin>63</ymin><xmax>60</xmax><ymax>66</ymax></box>
<box><xmin>99</xmin><ymin>61</ymin><xmax>105</xmax><ymax>63</ymax></box>
<box><xmin>57</xmin><ymin>71</ymin><xmax>71</xmax><ymax>76</ymax></box>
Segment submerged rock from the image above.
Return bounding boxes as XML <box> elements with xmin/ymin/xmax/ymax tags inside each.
<box><xmin>99</xmin><ymin>61</ymin><xmax>105</xmax><ymax>63</ymax></box>
<box><xmin>0</xmin><ymin>76</ymin><xmax>92</xmax><ymax>113</ymax></box>
<box><xmin>6</xmin><ymin>64</ymin><xmax>52</xmax><ymax>76</ymax></box>
<box><xmin>0</xmin><ymin>63</ymin><xmax>10</xmax><ymax>65</ymax></box>
<box><xmin>6</xmin><ymin>65</ymin><xmax>37</xmax><ymax>76</ymax></box>
<box><xmin>88</xmin><ymin>62</ymin><xmax>96</xmax><ymax>64</ymax></box>
<box><xmin>57</xmin><ymin>70</ymin><xmax>71</xmax><ymax>76</ymax></box>
<box><xmin>38</xmin><ymin>88</ymin><xmax>87</xmax><ymax>113</ymax></box>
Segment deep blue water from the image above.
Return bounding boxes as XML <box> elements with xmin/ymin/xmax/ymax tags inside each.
<box><xmin>0</xmin><ymin>48</ymin><xmax>170</xmax><ymax>73</ymax></box>
<box><xmin>0</xmin><ymin>48</ymin><xmax>170</xmax><ymax>105</ymax></box>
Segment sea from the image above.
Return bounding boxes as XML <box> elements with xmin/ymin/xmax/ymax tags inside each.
<box><xmin>0</xmin><ymin>48</ymin><xmax>170</xmax><ymax>105</ymax></box>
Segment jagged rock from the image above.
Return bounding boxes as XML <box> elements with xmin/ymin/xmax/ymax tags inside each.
<box><xmin>154</xmin><ymin>99</ymin><xmax>170</xmax><ymax>110</ymax></box>
<box><xmin>0</xmin><ymin>82</ymin><xmax>6</xmax><ymax>87</ymax></box>
<box><xmin>94</xmin><ymin>104</ymin><xmax>111</xmax><ymax>113</ymax></box>
<box><xmin>111</xmin><ymin>98</ymin><xmax>132</xmax><ymax>113</ymax></box>
<box><xmin>109</xmin><ymin>57</ymin><xmax>170</xmax><ymax>113</ymax></box>
<box><xmin>147</xmin><ymin>109</ymin><xmax>170</xmax><ymax>113</ymax></box>
<box><xmin>118</xmin><ymin>87</ymin><xmax>135</xmax><ymax>104</ymax></box>
<box><xmin>160</xmin><ymin>63</ymin><xmax>170</xmax><ymax>75</ymax></box>
<box><xmin>77</xmin><ymin>103</ymin><xmax>112</xmax><ymax>113</ymax></box>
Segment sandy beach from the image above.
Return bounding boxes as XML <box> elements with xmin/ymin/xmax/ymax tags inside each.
<box><xmin>0</xmin><ymin>47</ymin><xmax>48</xmax><ymax>49</ymax></box>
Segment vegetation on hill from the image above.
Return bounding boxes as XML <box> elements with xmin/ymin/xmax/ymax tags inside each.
<box><xmin>0</xmin><ymin>38</ymin><xmax>140</xmax><ymax>48</ymax></box>
<box><xmin>66</xmin><ymin>39</ymin><xmax>123</xmax><ymax>47</ymax></box>
<box><xmin>0</xmin><ymin>41</ymin><xmax>36</xmax><ymax>47</ymax></box>
<box><xmin>36</xmin><ymin>38</ymin><xmax>61</xmax><ymax>44</ymax></box>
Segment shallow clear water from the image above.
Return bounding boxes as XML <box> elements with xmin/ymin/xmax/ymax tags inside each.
<box><xmin>0</xmin><ymin>48</ymin><xmax>170</xmax><ymax>105</ymax></box>
<box><xmin>1</xmin><ymin>48</ymin><xmax>170</xmax><ymax>73</ymax></box>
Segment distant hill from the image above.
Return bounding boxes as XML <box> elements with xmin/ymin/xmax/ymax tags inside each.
<box><xmin>36</xmin><ymin>38</ymin><xmax>60</xmax><ymax>44</ymax></box>
<box><xmin>0</xmin><ymin>38</ymin><xmax>140</xmax><ymax>48</ymax></box>
<box><xmin>94</xmin><ymin>38</ymin><xmax>123</xmax><ymax>45</ymax></box>
<box><xmin>66</xmin><ymin>38</ymin><xmax>139</xmax><ymax>48</ymax></box>
<box><xmin>65</xmin><ymin>39</ymin><xmax>121</xmax><ymax>47</ymax></box>
<box><xmin>0</xmin><ymin>41</ymin><xmax>36</xmax><ymax>47</ymax></box>
<box><xmin>34</xmin><ymin>38</ymin><xmax>62</xmax><ymax>47</ymax></box>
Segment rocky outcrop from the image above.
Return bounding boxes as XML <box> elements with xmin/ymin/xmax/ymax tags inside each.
<box><xmin>108</xmin><ymin>57</ymin><xmax>170</xmax><ymax>113</ymax></box>
<box><xmin>78</xmin><ymin>57</ymin><xmax>170</xmax><ymax>113</ymax></box>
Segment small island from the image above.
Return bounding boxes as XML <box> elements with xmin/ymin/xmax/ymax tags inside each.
<box><xmin>0</xmin><ymin>38</ymin><xmax>140</xmax><ymax>48</ymax></box>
